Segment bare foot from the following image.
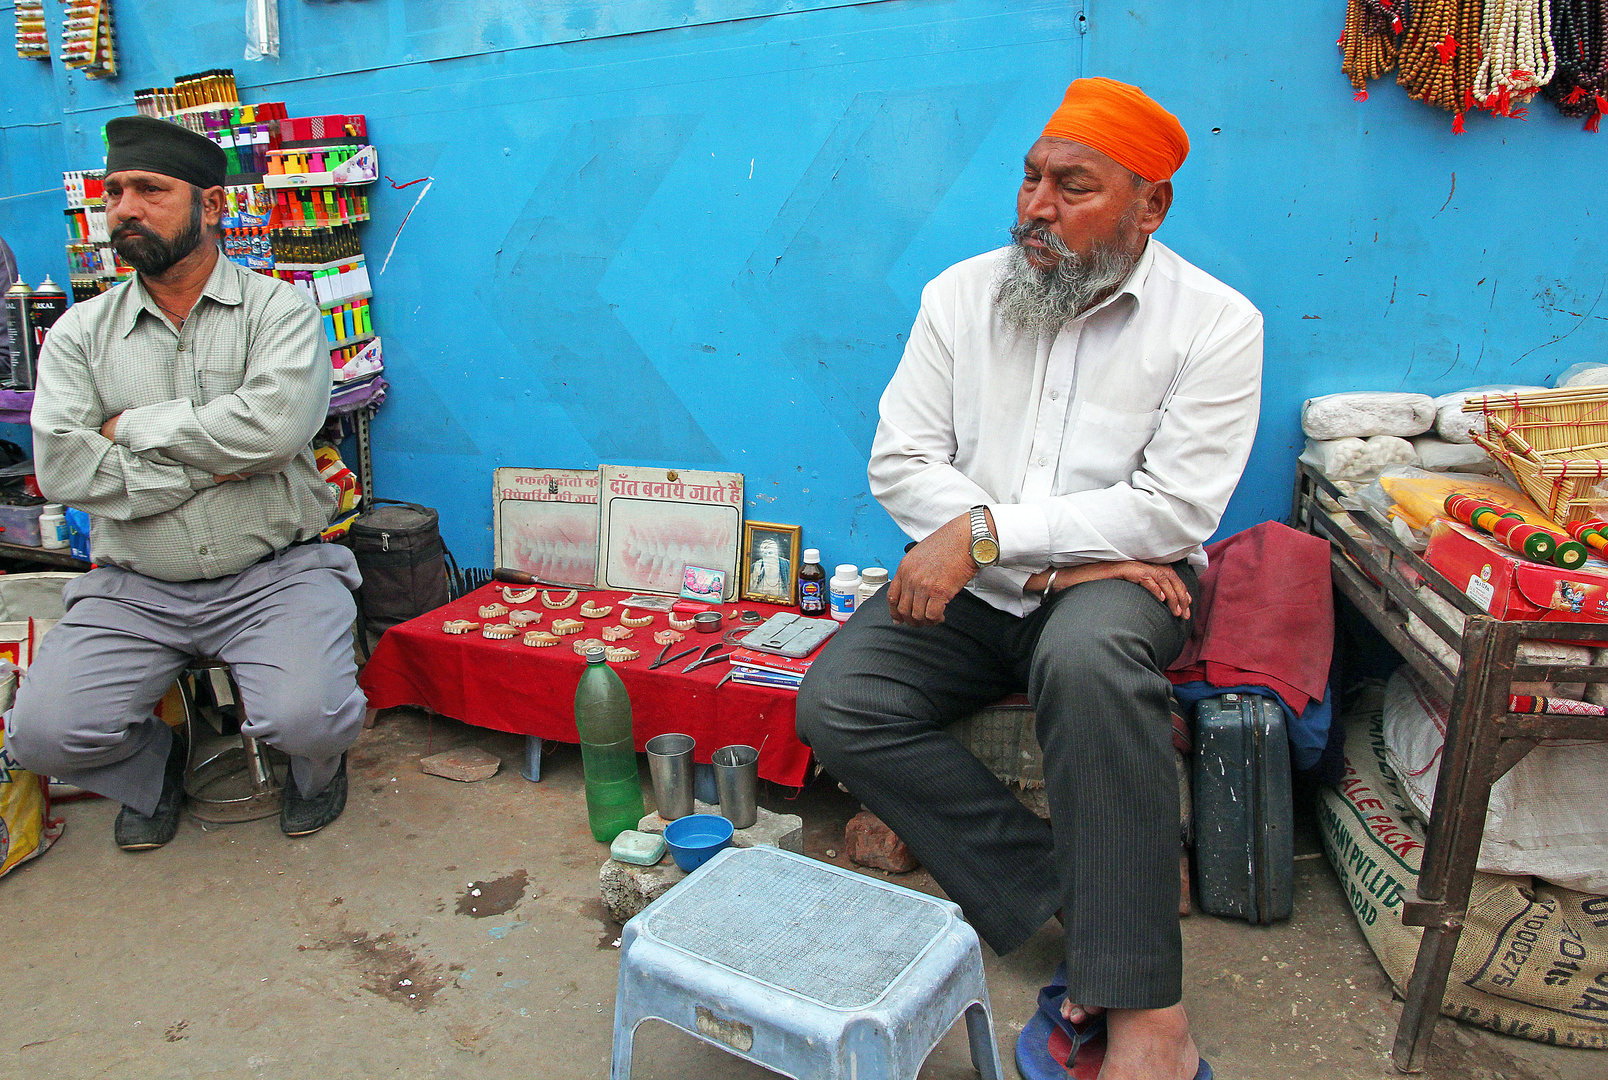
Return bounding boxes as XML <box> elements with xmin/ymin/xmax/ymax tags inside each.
<box><xmin>1097</xmin><ymin>1004</ymin><xmax>1197</xmax><ymax>1080</ymax></box>
<box><xmin>1060</xmin><ymin>999</ymin><xmax>1106</xmax><ymax>1026</ymax></box>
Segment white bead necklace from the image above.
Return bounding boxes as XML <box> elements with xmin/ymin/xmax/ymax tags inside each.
<box><xmin>1474</xmin><ymin>0</ymin><xmax>1557</xmax><ymax>113</ymax></box>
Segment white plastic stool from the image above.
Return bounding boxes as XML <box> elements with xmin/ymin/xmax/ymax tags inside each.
<box><xmin>611</xmin><ymin>845</ymin><xmax>1003</xmax><ymax>1080</ymax></box>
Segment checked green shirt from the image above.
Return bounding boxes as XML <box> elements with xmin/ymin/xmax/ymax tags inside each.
<box><xmin>31</xmin><ymin>251</ymin><xmax>335</xmax><ymax>582</ymax></box>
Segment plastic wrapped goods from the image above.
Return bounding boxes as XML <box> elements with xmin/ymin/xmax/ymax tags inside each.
<box><xmin>1383</xmin><ymin>666</ymin><xmax>1608</xmax><ymax>893</ymax></box>
<box><xmin>1404</xmin><ymin>585</ymin><xmax>1588</xmax><ymax>698</ymax></box>
<box><xmin>1301</xmin><ymin>392</ymin><xmax>1435</xmax><ymax>439</ymax></box>
<box><xmin>1299</xmin><ymin>435</ymin><xmax>1415</xmax><ymax>480</ymax></box>
<box><xmin>1432</xmin><ymin>385</ymin><xmax>1547</xmax><ymax>444</ymax></box>
<box><xmin>1410</xmin><ymin>435</ymin><xmax>1495</xmax><ymax>473</ymax></box>
<box><xmin>1554</xmin><ymin>363</ymin><xmax>1608</xmax><ymax>388</ymax></box>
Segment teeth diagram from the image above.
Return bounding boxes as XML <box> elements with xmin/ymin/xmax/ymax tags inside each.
<box><xmin>603</xmin><ymin>502</ymin><xmax>738</xmax><ymax>596</ymax></box>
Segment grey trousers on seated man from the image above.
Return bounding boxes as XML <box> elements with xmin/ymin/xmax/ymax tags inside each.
<box><xmin>4</xmin><ymin>543</ymin><xmax>367</xmax><ymax>815</ymax></box>
<box><xmin>796</xmin><ymin>567</ymin><xmax>1195</xmax><ymax>1010</ymax></box>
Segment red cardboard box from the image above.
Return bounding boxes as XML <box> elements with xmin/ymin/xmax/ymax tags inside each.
<box><xmin>1425</xmin><ymin>520</ymin><xmax>1608</xmax><ymax>622</ymax></box>
<box><xmin>280</xmin><ymin>114</ymin><xmax>366</xmax><ymax>142</ymax></box>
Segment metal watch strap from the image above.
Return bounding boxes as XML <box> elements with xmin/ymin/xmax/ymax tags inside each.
<box><xmin>969</xmin><ymin>506</ymin><xmax>990</xmax><ymax>543</ymax></box>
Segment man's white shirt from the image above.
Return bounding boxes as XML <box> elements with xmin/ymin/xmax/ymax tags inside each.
<box><xmin>869</xmin><ymin>238</ymin><xmax>1264</xmax><ymax>616</ymax></box>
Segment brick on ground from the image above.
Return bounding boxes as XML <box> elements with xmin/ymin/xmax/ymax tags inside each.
<box><xmin>418</xmin><ymin>746</ymin><xmax>501</xmax><ymax>782</ymax></box>
<box><xmin>844</xmin><ymin>809</ymin><xmax>920</xmax><ymax>873</ymax></box>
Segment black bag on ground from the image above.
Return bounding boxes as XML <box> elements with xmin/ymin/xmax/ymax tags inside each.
<box><xmin>349</xmin><ymin>500</ymin><xmax>449</xmax><ymax>650</ymax></box>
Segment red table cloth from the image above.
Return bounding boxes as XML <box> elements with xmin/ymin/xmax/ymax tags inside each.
<box><xmin>358</xmin><ymin>585</ymin><xmax>813</xmax><ymax>787</ymax></box>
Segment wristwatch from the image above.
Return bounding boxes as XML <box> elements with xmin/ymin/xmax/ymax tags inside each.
<box><xmin>968</xmin><ymin>506</ymin><xmax>999</xmax><ymax>567</ymax></box>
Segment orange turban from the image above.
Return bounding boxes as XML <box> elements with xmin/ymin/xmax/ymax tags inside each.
<box><xmin>1041</xmin><ymin>77</ymin><xmax>1189</xmax><ymax>182</ymax></box>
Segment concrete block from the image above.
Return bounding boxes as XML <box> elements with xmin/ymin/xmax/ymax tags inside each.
<box><xmin>636</xmin><ymin>802</ymin><xmax>803</xmax><ymax>854</ymax></box>
<box><xmin>844</xmin><ymin>810</ymin><xmax>920</xmax><ymax>873</ymax></box>
<box><xmin>419</xmin><ymin>746</ymin><xmax>501</xmax><ymax>782</ymax></box>
<box><xmin>599</xmin><ymin>857</ymin><xmax>685</xmax><ymax>923</ymax></box>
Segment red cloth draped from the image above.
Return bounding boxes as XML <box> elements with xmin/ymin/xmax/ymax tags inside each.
<box><xmin>359</xmin><ymin>585</ymin><xmax>812</xmax><ymax>787</ymax></box>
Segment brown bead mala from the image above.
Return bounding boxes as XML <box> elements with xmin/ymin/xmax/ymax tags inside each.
<box><xmin>1397</xmin><ymin>0</ymin><xmax>1485</xmax><ymax>119</ymax></box>
<box><xmin>1544</xmin><ymin>0</ymin><xmax>1608</xmax><ymax>126</ymax></box>
<box><xmin>1342</xmin><ymin>0</ymin><xmax>1404</xmax><ymax>91</ymax></box>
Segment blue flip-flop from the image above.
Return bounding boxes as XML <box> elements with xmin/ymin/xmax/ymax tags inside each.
<box><xmin>1014</xmin><ymin>964</ymin><xmax>1215</xmax><ymax>1080</ymax></box>
<box><xmin>1014</xmin><ymin>964</ymin><xmax>1107</xmax><ymax>1080</ymax></box>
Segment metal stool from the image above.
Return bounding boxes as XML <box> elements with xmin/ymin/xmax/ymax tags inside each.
<box><xmin>612</xmin><ymin>845</ymin><xmax>1003</xmax><ymax>1080</ymax></box>
<box><xmin>180</xmin><ymin>661</ymin><xmax>284</xmax><ymax>822</ymax></box>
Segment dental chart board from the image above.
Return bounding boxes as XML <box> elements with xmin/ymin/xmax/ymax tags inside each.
<box><xmin>492</xmin><ymin>468</ymin><xmax>600</xmax><ymax>587</ymax></box>
<box><xmin>596</xmin><ymin>464</ymin><xmax>743</xmax><ymax>599</ymax></box>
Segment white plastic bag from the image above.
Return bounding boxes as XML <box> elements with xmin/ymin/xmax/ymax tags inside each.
<box><xmin>1301</xmin><ymin>392</ymin><xmax>1435</xmax><ymax>439</ymax></box>
<box><xmin>1382</xmin><ymin>666</ymin><xmax>1608</xmax><ymax>893</ymax></box>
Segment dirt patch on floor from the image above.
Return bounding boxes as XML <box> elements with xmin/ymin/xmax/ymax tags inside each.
<box><xmin>305</xmin><ymin>928</ymin><xmax>447</xmax><ymax>1011</ymax></box>
<box><xmin>456</xmin><ymin>869</ymin><xmax>529</xmax><ymax>917</ymax></box>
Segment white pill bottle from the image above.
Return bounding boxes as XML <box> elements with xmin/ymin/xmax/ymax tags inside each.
<box><xmin>829</xmin><ymin>564</ymin><xmax>860</xmax><ymax>622</ymax></box>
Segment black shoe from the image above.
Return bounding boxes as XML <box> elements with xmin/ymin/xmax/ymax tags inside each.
<box><xmin>280</xmin><ymin>754</ymin><xmax>347</xmax><ymax>837</ymax></box>
<box><xmin>114</xmin><ymin>732</ymin><xmax>187</xmax><ymax>851</ymax></box>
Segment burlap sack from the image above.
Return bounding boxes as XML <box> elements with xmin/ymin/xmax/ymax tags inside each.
<box><xmin>1319</xmin><ymin>683</ymin><xmax>1608</xmax><ymax>1048</ymax></box>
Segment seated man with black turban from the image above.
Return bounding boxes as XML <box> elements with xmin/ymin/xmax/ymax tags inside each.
<box><xmin>797</xmin><ymin>79</ymin><xmax>1262</xmax><ymax>1080</ymax></box>
<box><xmin>5</xmin><ymin>116</ymin><xmax>366</xmax><ymax>848</ymax></box>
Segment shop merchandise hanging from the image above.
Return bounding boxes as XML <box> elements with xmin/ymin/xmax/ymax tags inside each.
<box><xmin>1341</xmin><ymin>0</ymin><xmax>1608</xmax><ymax>130</ymax></box>
<box><xmin>1544</xmin><ymin>0</ymin><xmax>1608</xmax><ymax>125</ymax></box>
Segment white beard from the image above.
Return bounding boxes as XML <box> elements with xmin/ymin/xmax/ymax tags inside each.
<box><xmin>993</xmin><ymin>224</ymin><xmax>1141</xmax><ymax>336</ymax></box>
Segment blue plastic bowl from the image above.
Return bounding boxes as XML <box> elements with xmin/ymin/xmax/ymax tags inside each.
<box><xmin>663</xmin><ymin>813</ymin><xmax>735</xmax><ymax>872</ymax></box>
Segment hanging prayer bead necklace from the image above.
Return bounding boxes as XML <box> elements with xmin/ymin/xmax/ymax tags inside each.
<box><xmin>1544</xmin><ymin>0</ymin><xmax>1608</xmax><ymax>125</ymax></box>
<box><xmin>1343</xmin><ymin>0</ymin><xmax>1403</xmax><ymax>91</ymax></box>
<box><xmin>1396</xmin><ymin>0</ymin><xmax>1484</xmax><ymax>125</ymax></box>
<box><xmin>1473</xmin><ymin>0</ymin><xmax>1556</xmax><ymax>115</ymax></box>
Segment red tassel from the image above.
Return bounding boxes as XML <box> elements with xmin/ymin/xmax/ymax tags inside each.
<box><xmin>1597</xmin><ymin>94</ymin><xmax>1608</xmax><ymax>114</ymax></box>
<box><xmin>1463</xmin><ymin>88</ymin><xmax>1476</xmax><ymax>111</ymax></box>
<box><xmin>1452</xmin><ymin>111</ymin><xmax>1466</xmax><ymax>133</ymax></box>
<box><xmin>1564</xmin><ymin>86</ymin><xmax>1587</xmax><ymax>105</ymax></box>
<box><xmin>1436</xmin><ymin>34</ymin><xmax>1458</xmax><ymax>63</ymax></box>
<box><xmin>1337</xmin><ymin>31</ymin><xmax>1346</xmax><ymax>48</ymax></box>
<box><xmin>1495</xmin><ymin>85</ymin><xmax>1512</xmax><ymax>116</ymax></box>
<box><xmin>1354</xmin><ymin>89</ymin><xmax>1370</xmax><ymax>101</ymax></box>
<box><xmin>1587</xmin><ymin>110</ymin><xmax>1602</xmax><ymax>133</ymax></box>
<box><xmin>1393</xmin><ymin>14</ymin><xmax>1403</xmax><ymax>33</ymax></box>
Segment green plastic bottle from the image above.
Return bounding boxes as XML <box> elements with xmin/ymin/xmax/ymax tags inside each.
<box><xmin>575</xmin><ymin>645</ymin><xmax>644</xmax><ymax>843</ymax></box>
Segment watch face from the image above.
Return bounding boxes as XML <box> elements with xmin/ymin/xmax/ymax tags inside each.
<box><xmin>971</xmin><ymin>537</ymin><xmax>1000</xmax><ymax>565</ymax></box>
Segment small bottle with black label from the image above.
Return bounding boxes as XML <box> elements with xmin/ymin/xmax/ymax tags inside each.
<box><xmin>798</xmin><ymin>548</ymin><xmax>828</xmax><ymax>616</ymax></box>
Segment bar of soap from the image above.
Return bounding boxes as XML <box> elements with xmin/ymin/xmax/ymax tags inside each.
<box><xmin>610</xmin><ymin>830</ymin><xmax>667</xmax><ymax>866</ymax></box>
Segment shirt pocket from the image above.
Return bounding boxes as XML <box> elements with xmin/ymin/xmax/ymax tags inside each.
<box><xmin>197</xmin><ymin>368</ymin><xmax>244</xmax><ymax>405</ymax></box>
<box><xmin>1063</xmin><ymin>400</ymin><xmax>1162</xmax><ymax>483</ymax></box>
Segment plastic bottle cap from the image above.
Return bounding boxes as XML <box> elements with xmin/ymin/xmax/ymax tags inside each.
<box><xmin>835</xmin><ymin>564</ymin><xmax>858</xmax><ymax>577</ymax></box>
<box><xmin>585</xmin><ymin>646</ymin><xmax>606</xmax><ymax>663</ymax></box>
<box><xmin>861</xmin><ymin>567</ymin><xmax>888</xmax><ymax>582</ymax></box>
<box><xmin>802</xmin><ymin>549</ymin><xmax>820</xmax><ymax>563</ymax></box>
<box><xmin>41</xmin><ymin>503</ymin><xmax>62</xmax><ymax>514</ymax></box>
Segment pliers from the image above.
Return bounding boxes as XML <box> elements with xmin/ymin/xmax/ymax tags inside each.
<box><xmin>681</xmin><ymin>644</ymin><xmax>730</xmax><ymax>674</ymax></box>
<box><xmin>649</xmin><ymin>643</ymin><xmax>701</xmax><ymax>670</ymax></box>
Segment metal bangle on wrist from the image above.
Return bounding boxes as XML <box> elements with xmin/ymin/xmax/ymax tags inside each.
<box><xmin>1040</xmin><ymin>568</ymin><xmax>1059</xmax><ymax>602</ymax></box>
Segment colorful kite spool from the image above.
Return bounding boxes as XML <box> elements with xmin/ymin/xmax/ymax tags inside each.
<box><xmin>1442</xmin><ymin>493</ymin><xmax>1582</xmax><ymax>567</ymax></box>
<box><xmin>1566</xmin><ymin>519</ymin><xmax>1608</xmax><ymax>553</ymax></box>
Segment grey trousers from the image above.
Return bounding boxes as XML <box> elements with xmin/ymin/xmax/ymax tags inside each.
<box><xmin>4</xmin><ymin>543</ymin><xmax>367</xmax><ymax>814</ymax></box>
<box><xmin>795</xmin><ymin>568</ymin><xmax>1195</xmax><ymax>1011</ymax></box>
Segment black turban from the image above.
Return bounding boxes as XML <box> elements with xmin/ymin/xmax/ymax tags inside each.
<box><xmin>104</xmin><ymin>115</ymin><xmax>227</xmax><ymax>190</ymax></box>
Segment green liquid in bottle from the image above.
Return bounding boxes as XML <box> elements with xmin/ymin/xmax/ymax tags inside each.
<box><xmin>575</xmin><ymin>648</ymin><xmax>645</xmax><ymax>843</ymax></box>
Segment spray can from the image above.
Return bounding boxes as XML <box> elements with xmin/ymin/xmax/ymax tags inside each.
<box><xmin>27</xmin><ymin>277</ymin><xmax>67</xmax><ymax>366</ymax></box>
<box><xmin>4</xmin><ymin>279</ymin><xmax>34</xmax><ymax>391</ymax></box>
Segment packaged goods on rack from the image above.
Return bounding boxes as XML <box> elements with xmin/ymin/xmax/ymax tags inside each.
<box><xmin>59</xmin><ymin>0</ymin><xmax>115</xmax><ymax>79</ymax></box>
<box><xmin>1302</xmin><ymin>391</ymin><xmax>1436</xmax><ymax>440</ymax></box>
<box><xmin>14</xmin><ymin>0</ymin><xmax>48</xmax><ymax>58</ymax></box>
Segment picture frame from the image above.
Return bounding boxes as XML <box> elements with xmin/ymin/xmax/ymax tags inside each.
<box><xmin>741</xmin><ymin>522</ymin><xmax>802</xmax><ymax>605</ymax></box>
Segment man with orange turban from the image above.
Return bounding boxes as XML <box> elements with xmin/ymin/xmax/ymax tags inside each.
<box><xmin>799</xmin><ymin>78</ymin><xmax>1262</xmax><ymax>1080</ymax></box>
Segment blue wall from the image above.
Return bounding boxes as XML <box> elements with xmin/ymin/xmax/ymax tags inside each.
<box><xmin>2</xmin><ymin>0</ymin><xmax>1605</xmax><ymax>571</ymax></box>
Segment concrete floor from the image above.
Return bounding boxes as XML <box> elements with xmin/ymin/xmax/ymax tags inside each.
<box><xmin>2</xmin><ymin>707</ymin><xmax>1605</xmax><ymax>1080</ymax></box>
